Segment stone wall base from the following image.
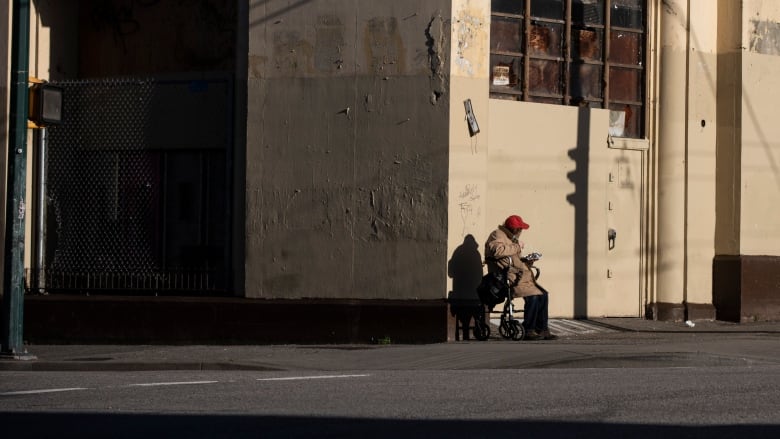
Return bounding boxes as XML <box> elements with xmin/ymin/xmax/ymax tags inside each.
<box><xmin>645</xmin><ymin>302</ymin><xmax>716</xmax><ymax>322</ymax></box>
<box><xmin>713</xmin><ymin>255</ymin><xmax>780</xmax><ymax>322</ymax></box>
<box><xmin>22</xmin><ymin>295</ymin><xmax>449</xmax><ymax>344</ymax></box>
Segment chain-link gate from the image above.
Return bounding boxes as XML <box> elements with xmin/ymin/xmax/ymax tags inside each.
<box><xmin>32</xmin><ymin>77</ymin><xmax>233</xmax><ymax>295</ymax></box>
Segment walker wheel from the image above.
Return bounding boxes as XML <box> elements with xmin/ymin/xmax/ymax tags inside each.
<box><xmin>499</xmin><ymin>316</ymin><xmax>513</xmax><ymax>339</ymax></box>
<box><xmin>511</xmin><ymin>320</ymin><xmax>525</xmax><ymax>341</ymax></box>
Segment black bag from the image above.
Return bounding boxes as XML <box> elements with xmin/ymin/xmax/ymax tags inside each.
<box><xmin>477</xmin><ymin>268</ymin><xmax>510</xmax><ymax>309</ymax></box>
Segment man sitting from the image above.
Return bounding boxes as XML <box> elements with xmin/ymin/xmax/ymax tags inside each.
<box><xmin>484</xmin><ymin>215</ymin><xmax>556</xmax><ymax>340</ymax></box>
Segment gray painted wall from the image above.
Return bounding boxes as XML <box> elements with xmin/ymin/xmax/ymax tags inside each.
<box><xmin>246</xmin><ymin>0</ymin><xmax>452</xmax><ymax>300</ymax></box>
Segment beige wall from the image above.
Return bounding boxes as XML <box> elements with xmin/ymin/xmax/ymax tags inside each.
<box><xmin>246</xmin><ymin>0</ymin><xmax>452</xmax><ymax>299</ymax></box>
<box><xmin>486</xmin><ymin>102</ymin><xmax>613</xmax><ymax>318</ymax></box>
<box><xmin>685</xmin><ymin>1</ymin><xmax>718</xmax><ymax>306</ymax></box>
<box><xmin>21</xmin><ymin>1</ymin><xmax>76</xmax><ymax>276</ymax></box>
<box><xmin>715</xmin><ymin>0</ymin><xmax>743</xmax><ymax>256</ymax></box>
<box><xmin>31</xmin><ymin>0</ymin><xmax>78</xmax><ymax>80</ymax></box>
<box><xmin>740</xmin><ymin>0</ymin><xmax>780</xmax><ymax>255</ymax></box>
<box><xmin>715</xmin><ymin>0</ymin><xmax>780</xmax><ymax>257</ymax></box>
<box><xmin>447</xmin><ymin>0</ymin><xmax>489</xmax><ymax>303</ymax></box>
<box><xmin>448</xmin><ymin>1</ymin><xmax>643</xmax><ymax>318</ymax></box>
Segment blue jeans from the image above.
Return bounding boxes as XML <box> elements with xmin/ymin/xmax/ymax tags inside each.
<box><xmin>522</xmin><ymin>290</ymin><xmax>549</xmax><ymax>333</ymax></box>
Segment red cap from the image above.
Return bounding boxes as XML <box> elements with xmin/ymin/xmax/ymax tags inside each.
<box><xmin>504</xmin><ymin>215</ymin><xmax>530</xmax><ymax>230</ymax></box>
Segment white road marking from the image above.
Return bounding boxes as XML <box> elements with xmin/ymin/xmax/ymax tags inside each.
<box><xmin>129</xmin><ymin>380</ymin><xmax>219</xmax><ymax>387</ymax></box>
<box><xmin>1</xmin><ymin>387</ymin><xmax>87</xmax><ymax>396</ymax></box>
<box><xmin>488</xmin><ymin>318</ymin><xmax>619</xmax><ymax>336</ymax></box>
<box><xmin>548</xmin><ymin>319</ymin><xmax>618</xmax><ymax>335</ymax></box>
<box><xmin>2</xmin><ymin>376</ymin><xmax>370</xmax><ymax>396</ymax></box>
<box><xmin>257</xmin><ymin>374</ymin><xmax>370</xmax><ymax>382</ymax></box>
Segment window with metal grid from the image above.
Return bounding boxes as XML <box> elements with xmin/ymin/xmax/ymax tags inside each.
<box><xmin>40</xmin><ymin>78</ymin><xmax>232</xmax><ymax>295</ymax></box>
<box><xmin>490</xmin><ymin>0</ymin><xmax>646</xmax><ymax>138</ymax></box>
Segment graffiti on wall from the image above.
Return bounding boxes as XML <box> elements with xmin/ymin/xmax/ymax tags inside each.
<box><xmin>90</xmin><ymin>0</ymin><xmax>160</xmax><ymax>52</ymax></box>
<box><xmin>84</xmin><ymin>0</ymin><xmax>236</xmax><ymax>75</ymax></box>
<box><xmin>458</xmin><ymin>184</ymin><xmax>481</xmax><ymax>237</ymax></box>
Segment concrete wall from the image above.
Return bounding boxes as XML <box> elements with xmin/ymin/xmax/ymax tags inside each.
<box><xmin>711</xmin><ymin>0</ymin><xmax>780</xmax><ymax>322</ymax></box>
<box><xmin>77</xmin><ymin>1</ymin><xmax>236</xmax><ymax>77</ymax></box>
<box><xmin>741</xmin><ymin>0</ymin><xmax>780</xmax><ymax>256</ymax></box>
<box><xmin>246</xmin><ymin>0</ymin><xmax>452</xmax><ymax>300</ymax></box>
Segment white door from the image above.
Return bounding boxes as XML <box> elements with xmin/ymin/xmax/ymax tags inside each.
<box><xmin>604</xmin><ymin>148</ymin><xmax>643</xmax><ymax>316</ymax></box>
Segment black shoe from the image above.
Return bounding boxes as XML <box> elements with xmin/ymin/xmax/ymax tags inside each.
<box><xmin>524</xmin><ymin>330</ymin><xmax>542</xmax><ymax>341</ymax></box>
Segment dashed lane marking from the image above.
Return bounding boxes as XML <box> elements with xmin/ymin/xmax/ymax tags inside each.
<box><xmin>257</xmin><ymin>374</ymin><xmax>371</xmax><ymax>382</ymax></box>
<box><xmin>2</xmin><ymin>376</ymin><xmax>371</xmax><ymax>396</ymax></box>
<box><xmin>1</xmin><ymin>387</ymin><xmax>88</xmax><ymax>396</ymax></box>
<box><xmin>129</xmin><ymin>380</ymin><xmax>219</xmax><ymax>387</ymax></box>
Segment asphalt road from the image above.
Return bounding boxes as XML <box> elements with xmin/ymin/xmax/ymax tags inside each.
<box><xmin>1</xmin><ymin>365</ymin><xmax>779</xmax><ymax>438</ymax></box>
<box><xmin>1</xmin><ymin>323</ymin><xmax>780</xmax><ymax>438</ymax></box>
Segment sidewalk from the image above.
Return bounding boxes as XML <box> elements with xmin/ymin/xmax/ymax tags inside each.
<box><xmin>1</xmin><ymin>318</ymin><xmax>778</xmax><ymax>372</ymax></box>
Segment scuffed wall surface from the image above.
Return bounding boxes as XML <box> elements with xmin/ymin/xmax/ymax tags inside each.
<box><xmin>451</xmin><ymin>0</ymin><xmax>487</xmax><ymax>78</ymax></box>
<box><xmin>246</xmin><ymin>0</ymin><xmax>451</xmax><ymax>299</ymax></box>
<box><xmin>749</xmin><ymin>19</ymin><xmax>780</xmax><ymax>55</ymax></box>
<box><xmin>747</xmin><ymin>0</ymin><xmax>780</xmax><ymax>55</ymax></box>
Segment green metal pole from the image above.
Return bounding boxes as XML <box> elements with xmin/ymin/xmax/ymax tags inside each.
<box><xmin>1</xmin><ymin>0</ymin><xmax>33</xmax><ymax>358</ymax></box>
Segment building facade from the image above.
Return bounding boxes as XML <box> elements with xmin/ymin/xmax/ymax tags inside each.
<box><xmin>1</xmin><ymin>0</ymin><xmax>778</xmax><ymax>344</ymax></box>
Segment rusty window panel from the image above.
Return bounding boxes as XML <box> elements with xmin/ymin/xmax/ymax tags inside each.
<box><xmin>611</xmin><ymin>0</ymin><xmax>644</xmax><ymax>29</ymax></box>
<box><xmin>531</xmin><ymin>0</ymin><xmax>564</xmax><ymax>20</ymax></box>
<box><xmin>610</xmin><ymin>30</ymin><xmax>643</xmax><ymax>65</ymax></box>
<box><xmin>491</xmin><ymin>16</ymin><xmax>524</xmax><ymax>53</ymax></box>
<box><xmin>609</xmin><ymin>67</ymin><xmax>642</xmax><ymax>102</ymax></box>
<box><xmin>573</xmin><ymin>0</ymin><xmax>605</xmax><ymax>25</ymax></box>
<box><xmin>572</xmin><ymin>28</ymin><xmax>602</xmax><ymax>61</ymax></box>
<box><xmin>492</xmin><ymin>0</ymin><xmax>525</xmax><ymax>16</ymax></box>
<box><xmin>490</xmin><ymin>0</ymin><xmax>647</xmax><ymax>138</ymax></box>
<box><xmin>529</xmin><ymin>59</ymin><xmax>562</xmax><ymax>95</ymax></box>
<box><xmin>570</xmin><ymin>63</ymin><xmax>603</xmax><ymax>100</ymax></box>
<box><xmin>490</xmin><ymin>54</ymin><xmax>523</xmax><ymax>92</ymax></box>
<box><xmin>529</xmin><ymin>23</ymin><xmax>563</xmax><ymax>57</ymax></box>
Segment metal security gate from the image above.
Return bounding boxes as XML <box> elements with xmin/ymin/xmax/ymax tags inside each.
<box><xmin>36</xmin><ymin>77</ymin><xmax>233</xmax><ymax>295</ymax></box>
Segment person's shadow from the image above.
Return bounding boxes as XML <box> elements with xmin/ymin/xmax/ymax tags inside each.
<box><xmin>447</xmin><ymin>235</ymin><xmax>485</xmax><ymax>340</ymax></box>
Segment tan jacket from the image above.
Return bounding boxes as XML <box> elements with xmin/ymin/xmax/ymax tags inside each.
<box><xmin>484</xmin><ymin>225</ymin><xmax>542</xmax><ymax>298</ymax></box>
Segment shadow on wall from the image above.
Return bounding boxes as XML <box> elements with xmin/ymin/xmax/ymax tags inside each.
<box><xmin>566</xmin><ymin>106</ymin><xmax>590</xmax><ymax>318</ymax></box>
<box><xmin>447</xmin><ymin>234</ymin><xmax>483</xmax><ymax>338</ymax></box>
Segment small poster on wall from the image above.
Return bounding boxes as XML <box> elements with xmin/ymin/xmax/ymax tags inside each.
<box><xmin>493</xmin><ymin>65</ymin><xmax>510</xmax><ymax>86</ymax></box>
